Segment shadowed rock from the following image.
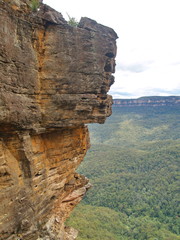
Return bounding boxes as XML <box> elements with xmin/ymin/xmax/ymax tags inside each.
<box><xmin>0</xmin><ymin>0</ymin><xmax>118</xmax><ymax>239</ymax></box>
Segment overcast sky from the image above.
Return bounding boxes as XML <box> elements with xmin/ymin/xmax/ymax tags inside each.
<box><xmin>44</xmin><ymin>0</ymin><xmax>180</xmax><ymax>99</ymax></box>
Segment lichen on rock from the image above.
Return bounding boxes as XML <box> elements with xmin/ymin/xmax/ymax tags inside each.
<box><xmin>0</xmin><ymin>0</ymin><xmax>118</xmax><ymax>239</ymax></box>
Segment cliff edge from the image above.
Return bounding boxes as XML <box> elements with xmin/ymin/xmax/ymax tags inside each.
<box><xmin>0</xmin><ymin>1</ymin><xmax>118</xmax><ymax>239</ymax></box>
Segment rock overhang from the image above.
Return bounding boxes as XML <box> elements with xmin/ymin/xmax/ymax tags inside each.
<box><xmin>0</xmin><ymin>1</ymin><xmax>118</xmax><ymax>132</ymax></box>
<box><xmin>0</xmin><ymin>1</ymin><xmax>118</xmax><ymax>239</ymax></box>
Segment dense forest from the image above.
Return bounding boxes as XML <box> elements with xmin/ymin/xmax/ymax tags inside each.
<box><xmin>67</xmin><ymin>105</ymin><xmax>180</xmax><ymax>240</ymax></box>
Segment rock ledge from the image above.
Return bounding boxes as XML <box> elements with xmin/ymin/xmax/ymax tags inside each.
<box><xmin>0</xmin><ymin>1</ymin><xmax>117</xmax><ymax>239</ymax></box>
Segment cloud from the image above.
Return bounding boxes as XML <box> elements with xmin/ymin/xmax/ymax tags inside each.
<box><xmin>110</xmin><ymin>87</ymin><xmax>180</xmax><ymax>99</ymax></box>
<box><xmin>109</xmin><ymin>63</ymin><xmax>180</xmax><ymax>99</ymax></box>
<box><xmin>111</xmin><ymin>91</ymin><xmax>133</xmax><ymax>99</ymax></box>
<box><xmin>171</xmin><ymin>62</ymin><xmax>180</xmax><ymax>66</ymax></box>
<box><xmin>117</xmin><ymin>63</ymin><xmax>147</xmax><ymax>73</ymax></box>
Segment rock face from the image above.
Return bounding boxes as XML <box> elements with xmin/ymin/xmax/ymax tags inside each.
<box><xmin>113</xmin><ymin>96</ymin><xmax>180</xmax><ymax>107</ymax></box>
<box><xmin>0</xmin><ymin>0</ymin><xmax>117</xmax><ymax>239</ymax></box>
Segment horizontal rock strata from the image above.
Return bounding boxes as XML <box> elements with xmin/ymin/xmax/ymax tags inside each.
<box><xmin>0</xmin><ymin>0</ymin><xmax>117</xmax><ymax>239</ymax></box>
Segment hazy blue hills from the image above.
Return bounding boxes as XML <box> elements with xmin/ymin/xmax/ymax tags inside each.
<box><xmin>113</xmin><ymin>96</ymin><xmax>180</xmax><ymax>107</ymax></box>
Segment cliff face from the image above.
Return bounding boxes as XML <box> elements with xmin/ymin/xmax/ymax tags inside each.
<box><xmin>113</xmin><ymin>96</ymin><xmax>180</xmax><ymax>107</ymax></box>
<box><xmin>0</xmin><ymin>1</ymin><xmax>117</xmax><ymax>239</ymax></box>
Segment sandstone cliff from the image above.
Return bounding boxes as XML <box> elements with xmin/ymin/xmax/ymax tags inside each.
<box><xmin>0</xmin><ymin>1</ymin><xmax>118</xmax><ymax>239</ymax></box>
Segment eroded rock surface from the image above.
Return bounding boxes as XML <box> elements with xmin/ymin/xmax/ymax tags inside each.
<box><xmin>0</xmin><ymin>1</ymin><xmax>117</xmax><ymax>239</ymax></box>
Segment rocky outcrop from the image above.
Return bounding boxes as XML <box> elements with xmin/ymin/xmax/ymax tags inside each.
<box><xmin>0</xmin><ymin>1</ymin><xmax>117</xmax><ymax>239</ymax></box>
<box><xmin>113</xmin><ymin>96</ymin><xmax>180</xmax><ymax>107</ymax></box>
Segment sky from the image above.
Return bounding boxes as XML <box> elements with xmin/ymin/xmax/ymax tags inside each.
<box><xmin>43</xmin><ymin>0</ymin><xmax>180</xmax><ymax>99</ymax></box>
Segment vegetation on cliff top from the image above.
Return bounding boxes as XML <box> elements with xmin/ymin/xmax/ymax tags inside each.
<box><xmin>67</xmin><ymin>105</ymin><xmax>180</xmax><ymax>239</ymax></box>
<box><xmin>67</xmin><ymin>13</ymin><xmax>79</xmax><ymax>27</ymax></box>
<box><xmin>30</xmin><ymin>0</ymin><xmax>40</xmax><ymax>11</ymax></box>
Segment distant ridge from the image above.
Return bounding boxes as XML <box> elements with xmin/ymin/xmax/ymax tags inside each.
<box><xmin>113</xmin><ymin>96</ymin><xmax>180</xmax><ymax>107</ymax></box>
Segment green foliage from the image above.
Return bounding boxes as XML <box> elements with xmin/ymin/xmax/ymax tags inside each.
<box><xmin>67</xmin><ymin>204</ymin><xmax>180</xmax><ymax>240</ymax></box>
<box><xmin>67</xmin><ymin>204</ymin><xmax>125</xmax><ymax>240</ymax></box>
<box><xmin>30</xmin><ymin>0</ymin><xmax>40</xmax><ymax>12</ymax></box>
<box><xmin>67</xmin><ymin>13</ymin><xmax>79</xmax><ymax>27</ymax></box>
<box><xmin>68</xmin><ymin>106</ymin><xmax>180</xmax><ymax>239</ymax></box>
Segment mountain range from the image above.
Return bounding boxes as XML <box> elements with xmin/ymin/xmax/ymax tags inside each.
<box><xmin>113</xmin><ymin>96</ymin><xmax>180</xmax><ymax>107</ymax></box>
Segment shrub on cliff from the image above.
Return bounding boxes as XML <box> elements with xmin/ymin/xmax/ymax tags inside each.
<box><xmin>67</xmin><ymin>13</ymin><xmax>79</xmax><ymax>27</ymax></box>
<box><xmin>30</xmin><ymin>0</ymin><xmax>40</xmax><ymax>11</ymax></box>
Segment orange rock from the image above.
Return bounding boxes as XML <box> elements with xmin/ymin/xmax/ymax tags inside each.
<box><xmin>0</xmin><ymin>0</ymin><xmax>117</xmax><ymax>239</ymax></box>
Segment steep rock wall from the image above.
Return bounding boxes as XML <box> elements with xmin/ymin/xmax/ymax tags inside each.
<box><xmin>0</xmin><ymin>0</ymin><xmax>117</xmax><ymax>239</ymax></box>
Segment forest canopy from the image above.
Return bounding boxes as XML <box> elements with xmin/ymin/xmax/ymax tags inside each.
<box><xmin>67</xmin><ymin>105</ymin><xmax>180</xmax><ymax>240</ymax></box>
